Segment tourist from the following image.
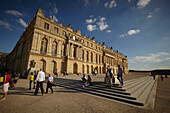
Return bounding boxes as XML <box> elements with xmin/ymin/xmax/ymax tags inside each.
<box><xmin>165</xmin><ymin>75</ymin><xmax>168</xmax><ymax>78</ymax></box>
<box><xmin>1</xmin><ymin>72</ymin><xmax>11</xmax><ymax>100</ymax></box>
<box><xmin>153</xmin><ymin>74</ymin><xmax>156</xmax><ymax>80</ymax></box>
<box><xmin>117</xmin><ymin>65</ymin><xmax>124</xmax><ymax>86</ymax></box>
<box><xmin>0</xmin><ymin>73</ymin><xmax>4</xmax><ymax>86</ymax></box>
<box><xmin>55</xmin><ymin>69</ymin><xmax>59</xmax><ymax>77</ymax></box>
<box><xmin>63</xmin><ymin>70</ymin><xmax>66</xmax><ymax>77</ymax></box>
<box><xmin>33</xmin><ymin>71</ymin><xmax>37</xmax><ymax>89</ymax></box>
<box><xmin>82</xmin><ymin>74</ymin><xmax>87</xmax><ymax>83</ymax></box>
<box><xmin>45</xmin><ymin>74</ymin><xmax>54</xmax><ymax>94</ymax></box>
<box><xmin>34</xmin><ymin>69</ymin><xmax>45</xmax><ymax>96</ymax></box>
<box><xmin>29</xmin><ymin>72</ymin><xmax>34</xmax><ymax>90</ymax></box>
<box><xmin>161</xmin><ymin>74</ymin><xmax>164</xmax><ymax>81</ymax></box>
<box><xmin>105</xmin><ymin>66</ymin><xmax>113</xmax><ymax>87</ymax></box>
<box><xmin>13</xmin><ymin>72</ymin><xmax>20</xmax><ymax>84</ymax></box>
<box><xmin>83</xmin><ymin>75</ymin><xmax>92</xmax><ymax>88</ymax></box>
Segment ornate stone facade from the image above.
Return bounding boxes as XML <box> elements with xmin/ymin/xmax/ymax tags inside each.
<box><xmin>7</xmin><ymin>7</ymin><xmax>129</xmax><ymax>76</ymax></box>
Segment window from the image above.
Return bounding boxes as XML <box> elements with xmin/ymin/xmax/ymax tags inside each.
<box><xmin>73</xmin><ymin>36</ymin><xmax>76</xmax><ymax>40</ymax></box>
<box><xmin>86</xmin><ymin>41</ymin><xmax>89</xmax><ymax>46</ymax></box>
<box><xmin>44</xmin><ymin>23</ymin><xmax>49</xmax><ymax>30</ymax></box>
<box><xmin>54</xmin><ymin>27</ymin><xmax>58</xmax><ymax>34</ymax></box>
<box><xmin>91</xmin><ymin>43</ymin><xmax>93</xmax><ymax>48</ymax></box>
<box><xmin>40</xmin><ymin>38</ymin><xmax>48</xmax><ymax>52</ymax></box>
<box><xmin>96</xmin><ymin>46</ymin><xmax>97</xmax><ymax>49</ymax></box>
<box><xmin>63</xmin><ymin>31</ymin><xmax>66</xmax><ymax>36</ymax></box>
<box><xmin>81</xmin><ymin>39</ymin><xmax>84</xmax><ymax>43</ymax></box>
<box><xmin>52</xmin><ymin>41</ymin><xmax>57</xmax><ymax>54</ymax></box>
<box><xmin>86</xmin><ymin>51</ymin><xmax>89</xmax><ymax>61</ymax></box>
<box><xmin>99</xmin><ymin>47</ymin><xmax>100</xmax><ymax>50</ymax></box>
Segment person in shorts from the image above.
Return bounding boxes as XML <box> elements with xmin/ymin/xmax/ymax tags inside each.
<box><xmin>2</xmin><ymin>72</ymin><xmax>11</xmax><ymax>100</ymax></box>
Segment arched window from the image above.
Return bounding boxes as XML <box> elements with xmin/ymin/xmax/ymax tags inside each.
<box><xmin>82</xmin><ymin>50</ymin><xmax>84</xmax><ymax>60</ymax></box>
<box><xmin>86</xmin><ymin>51</ymin><xmax>89</xmax><ymax>61</ymax></box>
<box><xmin>41</xmin><ymin>38</ymin><xmax>48</xmax><ymax>52</ymax></box>
<box><xmin>91</xmin><ymin>52</ymin><xmax>93</xmax><ymax>62</ymax></box>
<box><xmin>52</xmin><ymin>41</ymin><xmax>57</xmax><ymax>54</ymax></box>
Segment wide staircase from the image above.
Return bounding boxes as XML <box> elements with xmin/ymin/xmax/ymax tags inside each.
<box><xmin>53</xmin><ymin>75</ymin><xmax>157</xmax><ymax>107</ymax></box>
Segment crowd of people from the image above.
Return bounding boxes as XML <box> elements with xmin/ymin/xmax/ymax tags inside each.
<box><xmin>0</xmin><ymin>65</ymin><xmax>126</xmax><ymax>100</ymax></box>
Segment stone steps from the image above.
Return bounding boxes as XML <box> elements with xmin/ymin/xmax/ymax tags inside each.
<box><xmin>53</xmin><ymin>76</ymin><xmax>157</xmax><ymax>107</ymax></box>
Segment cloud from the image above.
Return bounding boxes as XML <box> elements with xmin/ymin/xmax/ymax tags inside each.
<box><xmin>128</xmin><ymin>0</ymin><xmax>131</xmax><ymax>3</ymax></box>
<box><xmin>130</xmin><ymin>52</ymin><xmax>170</xmax><ymax>63</ymax></box>
<box><xmin>104</xmin><ymin>0</ymin><xmax>117</xmax><ymax>8</ymax></box>
<box><xmin>90</xmin><ymin>15</ymin><xmax>94</xmax><ymax>18</ymax></box>
<box><xmin>107</xmin><ymin>30</ymin><xmax>111</xmax><ymax>33</ymax></box>
<box><xmin>85</xmin><ymin>16</ymin><xmax>109</xmax><ymax>32</ymax></box>
<box><xmin>17</xmin><ymin>18</ymin><xmax>27</xmax><ymax>28</ymax></box>
<box><xmin>147</xmin><ymin>12</ymin><xmax>153</xmax><ymax>19</ymax></box>
<box><xmin>166</xmin><ymin>57</ymin><xmax>170</xmax><ymax>61</ymax></box>
<box><xmin>87</xmin><ymin>24</ymin><xmax>97</xmax><ymax>31</ymax></box>
<box><xmin>83</xmin><ymin>0</ymin><xmax>90</xmax><ymax>7</ymax></box>
<box><xmin>0</xmin><ymin>20</ymin><xmax>12</xmax><ymax>30</ymax></box>
<box><xmin>50</xmin><ymin>15</ymin><xmax>58</xmax><ymax>22</ymax></box>
<box><xmin>86</xmin><ymin>18</ymin><xmax>97</xmax><ymax>24</ymax></box>
<box><xmin>53</xmin><ymin>3</ymin><xmax>58</xmax><ymax>14</ymax></box>
<box><xmin>137</xmin><ymin>0</ymin><xmax>151</xmax><ymax>9</ymax></box>
<box><xmin>97</xmin><ymin>17</ymin><xmax>109</xmax><ymax>31</ymax></box>
<box><xmin>120</xmin><ymin>29</ymin><xmax>140</xmax><ymax>37</ymax></box>
<box><xmin>5</xmin><ymin>10</ymin><xmax>22</xmax><ymax>16</ymax></box>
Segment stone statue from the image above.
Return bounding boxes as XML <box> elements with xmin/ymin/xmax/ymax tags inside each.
<box><xmin>30</xmin><ymin>60</ymin><xmax>36</xmax><ymax>68</ymax></box>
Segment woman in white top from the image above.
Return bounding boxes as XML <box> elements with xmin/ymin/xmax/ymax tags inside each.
<box><xmin>45</xmin><ymin>74</ymin><xmax>54</xmax><ymax>94</ymax></box>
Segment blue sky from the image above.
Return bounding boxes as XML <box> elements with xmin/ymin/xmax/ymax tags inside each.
<box><xmin>0</xmin><ymin>0</ymin><xmax>170</xmax><ymax>70</ymax></box>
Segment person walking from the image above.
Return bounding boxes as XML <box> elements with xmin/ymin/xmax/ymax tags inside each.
<box><xmin>161</xmin><ymin>74</ymin><xmax>164</xmax><ymax>81</ymax></box>
<box><xmin>1</xmin><ymin>72</ymin><xmax>10</xmax><ymax>100</ymax></box>
<box><xmin>33</xmin><ymin>71</ymin><xmax>37</xmax><ymax>89</ymax></box>
<box><xmin>34</xmin><ymin>69</ymin><xmax>45</xmax><ymax>96</ymax></box>
<box><xmin>105</xmin><ymin>66</ymin><xmax>113</xmax><ymax>87</ymax></box>
<box><xmin>54</xmin><ymin>69</ymin><xmax>59</xmax><ymax>77</ymax></box>
<box><xmin>45</xmin><ymin>74</ymin><xmax>54</xmax><ymax>94</ymax></box>
<box><xmin>117</xmin><ymin>65</ymin><xmax>124</xmax><ymax>86</ymax></box>
<box><xmin>29</xmin><ymin>72</ymin><xmax>34</xmax><ymax>90</ymax></box>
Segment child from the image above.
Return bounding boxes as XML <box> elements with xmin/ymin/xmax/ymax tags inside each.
<box><xmin>29</xmin><ymin>72</ymin><xmax>34</xmax><ymax>90</ymax></box>
<box><xmin>45</xmin><ymin>74</ymin><xmax>54</xmax><ymax>94</ymax></box>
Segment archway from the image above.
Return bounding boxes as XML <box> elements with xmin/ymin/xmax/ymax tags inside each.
<box><xmin>73</xmin><ymin>63</ymin><xmax>78</xmax><ymax>74</ymax></box>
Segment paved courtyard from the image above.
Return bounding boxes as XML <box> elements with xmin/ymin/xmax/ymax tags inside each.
<box><xmin>0</xmin><ymin>73</ymin><xmax>170</xmax><ymax>113</ymax></box>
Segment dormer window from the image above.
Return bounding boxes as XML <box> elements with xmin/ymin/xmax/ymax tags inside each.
<box><xmin>54</xmin><ymin>27</ymin><xmax>58</xmax><ymax>34</ymax></box>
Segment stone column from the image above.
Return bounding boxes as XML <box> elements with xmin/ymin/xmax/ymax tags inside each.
<box><xmin>67</xmin><ymin>43</ymin><xmax>70</xmax><ymax>57</ymax></box>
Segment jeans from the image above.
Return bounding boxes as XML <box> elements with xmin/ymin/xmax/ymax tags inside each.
<box><xmin>117</xmin><ymin>76</ymin><xmax>123</xmax><ymax>85</ymax></box>
<box><xmin>35</xmin><ymin>81</ymin><xmax>44</xmax><ymax>95</ymax></box>
<box><xmin>29</xmin><ymin>81</ymin><xmax>33</xmax><ymax>89</ymax></box>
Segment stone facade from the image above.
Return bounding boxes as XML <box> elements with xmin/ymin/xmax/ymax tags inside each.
<box><xmin>7</xmin><ymin>7</ymin><xmax>129</xmax><ymax>76</ymax></box>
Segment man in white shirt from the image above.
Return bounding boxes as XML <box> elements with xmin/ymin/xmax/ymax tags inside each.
<box><xmin>34</xmin><ymin>69</ymin><xmax>45</xmax><ymax>96</ymax></box>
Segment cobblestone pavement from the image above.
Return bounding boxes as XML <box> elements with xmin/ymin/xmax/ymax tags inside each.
<box><xmin>0</xmin><ymin>73</ymin><xmax>170</xmax><ymax>113</ymax></box>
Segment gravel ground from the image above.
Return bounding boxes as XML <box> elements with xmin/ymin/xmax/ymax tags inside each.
<box><xmin>0</xmin><ymin>73</ymin><xmax>169</xmax><ymax>113</ymax></box>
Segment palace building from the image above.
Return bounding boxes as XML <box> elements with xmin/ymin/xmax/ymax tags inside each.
<box><xmin>7</xmin><ymin>7</ymin><xmax>129</xmax><ymax>76</ymax></box>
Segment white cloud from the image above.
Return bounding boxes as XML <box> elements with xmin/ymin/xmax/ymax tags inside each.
<box><xmin>90</xmin><ymin>15</ymin><xmax>94</xmax><ymax>18</ymax></box>
<box><xmin>53</xmin><ymin>3</ymin><xmax>58</xmax><ymax>14</ymax></box>
<box><xmin>120</xmin><ymin>29</ymin><xmax>140</xmax><ymax>37</ymax></box>
<box><xmin>166</xmin><ymin>57</ymin><xmax>170</xmax><ymax>61</ymax></box>
<box><xmin>104</xmin><ymin>2</ymin><xmax>108</xmax><ymax>8</ymax></box>
<box><xmin>87</xmin><ymin>24</ymin><xmax>97</xmax><ymax>31</ymax></box>
<box><xmin>128</xmin><ymin>0</ymin><xmax>131</xmax><ymax>3</ymax></box>
<box><xmin>5</xmin><ymin>10</ymin><xmax>22</xmax><ymax>16</ymax></box>
<box><xmin>130</xmin><ymin>52</ymin><xmax>170</xmax><ymax>63</ymax></box>
<box><xmin>0</xmin><ymin>20</ymin><xmax>12</xmax><ymax>30</ymax></box>
<box><xmin>128</xmin><ymin>29</ymin><xmax>140</xmax><ymax>35</ymax></box>
<box><xmin>137</xmin><ymin>0</ymin><xmax>151</xmax><ymax>9</ymax></box>
<box><xmin>104</xmin><ymin>0</ymin><xmax>117</xmax><ymax>8</ymax></box>
<box><xmin>147</xmin><ymin>12</ymin><xmax>153</xmax><ymax>19</ymax></box>
<box><xmin>17</xmin><ymin>18</ymin><xmax>27</xmax><ymax>28</ymax></box>
<box><xmin>97</xmin><ymin>17</ymin><xmax>109</xmax><ymax>31</ymax></box>
<box><xmin>107</xmin><ymin>30</ymin><xmax>111</xmax><ymax>33</ymax></box>
<box><xmin>84</xmin><ymin>0</ymin><xmax>90</xmax><ymax>7</ymax></box>
<box><xmin>86</xmin><ymin>18</ymin><xmax>97</xmax><ymax>24</ymax></box>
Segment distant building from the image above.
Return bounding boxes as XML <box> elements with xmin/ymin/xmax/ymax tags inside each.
<box><xmin>6</xmin><ymin>7</ymin><xmax>129</xmax><ymax>76</ymax></box>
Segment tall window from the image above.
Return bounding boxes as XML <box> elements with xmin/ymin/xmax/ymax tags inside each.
<box><xmin>41</xmin><ymin>38</ymin><xmax>48</xmax><ymax>52</ymax></box>
<box><xmin>44</xmin><ymin>23</ymin><xmax>49</xmax><ymax>30</ymax></box>
<box><xmin>54</xmin><ymin>27</ymin><xmax>59</xmax><ymax>34</ymax></box>
<box><xmin>86</xmin><ymin>41</ymin><xmax>89</xmax><ymax>46</ymax></box>
<box><xmin>86</xmin><ymin>51</ymin><xmax>89</xmax><ymax>61</ymax></box>
<box><xmin>91</xmin><ymin>43</ymin><xmax>93</xmax><ymax>48</ymax></box>
<box><xmin>96</xmin><ymin>54</ymin><xmax>98</xmax><ymax>63</ymax></box>
<box><xmin>91</xmin><ymin>52</ymin><xmax>93</xmax><ymax>62</ymax></box>
<box><xmin>52</xmin><ymin>41</ymin><xmax>57</xmax><ymax>54</ymax></box>
<box><xmin>82</xmin><ymin>50</ymin><xmax>84</xmax><ymax>59</ymax></box>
